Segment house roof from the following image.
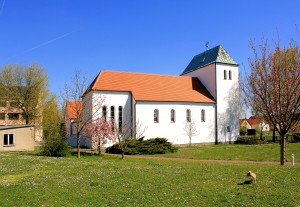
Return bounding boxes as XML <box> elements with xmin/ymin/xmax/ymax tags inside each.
<box><xmin>240</xmin><ymin>117</ymin><xmax>262</xmax><ymax>127</ymax></box>
<box><xmin>247</xmin><ymin>118</ymin><xmax>261</xmax><ymax>126</ymax></box>
<box><xmin>181</xmin><ymin>45</ymin><xmax>238</xmax><ymax>75</ymax></box>
<box><xmin>0</xmin><ymin>125</ymin><xmax>34</xmax><ymax>130</ymax></box>
<box><xmin>66</xmin><ymin>101</ymin><xmax>82</xmax><ymax>119</ymax></box>
<box><xmin>86</xmin><ymin>70</ymin><xmax>215</xmax><ymax>103</ymax></box>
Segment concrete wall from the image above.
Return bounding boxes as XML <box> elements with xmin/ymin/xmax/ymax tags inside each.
<box><xmin>0</xmin><ymin>126</ymin><xmax>35</xmax><ymax>151</ymax></box>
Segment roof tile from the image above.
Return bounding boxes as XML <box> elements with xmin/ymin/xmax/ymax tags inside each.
<box><xmin>88</xmin><ymin>70</ymin><xmax>215</xmax><ymax>103</ymax></box>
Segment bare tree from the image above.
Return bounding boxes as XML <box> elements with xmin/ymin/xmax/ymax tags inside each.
<box><xmin>183</xmin><ymin>120</ymin><xmax>198</xmax><ymax>146</ymax></box>
<box><xmin>242</xmin><ymin>38</ymin><xmax>300</xmax><ymax>165</ymax></box>
<box><xmin>113</xmin><ymin>117</ymin><xmax>147</xmax><ymax>159</ymax></box>
<box><xmin>62</xmin><ymin>70</ymin><xmax>105</xmax><ymax>158</ymax></box>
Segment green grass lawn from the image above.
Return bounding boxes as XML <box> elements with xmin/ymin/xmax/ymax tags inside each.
<box><xmin>0</xmin><ymin>144</ymin><xmax>299</xmax><ymax>206</ymax></box>
<box><xmin>151</xmin><ymin>143</ymin><xmax>300</xmax><ymax>163</ymax></box>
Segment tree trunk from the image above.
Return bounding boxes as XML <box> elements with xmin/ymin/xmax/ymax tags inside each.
<box><xmin>280</xmin><ymin>134</ymin><xmax>286</xmax><ymax>165</ymax></box>
<box><xmin>272</xmin><ymin>128</ymin><xmax>276</xmax><ymax>142</ymax></box>
<box><xmin>98</xmin><ymin>139</ymin><xmax>101</xmax><ymax>156</ymax></box>
<box><xmin>122</xmin><ymin>151</ymin><xmax>124</xmax><ymax>159</ymax></box>
<box><xmin>77</xmin><ymin>132</ymin><xmax>80</xmax><ymax>159</ymax></box>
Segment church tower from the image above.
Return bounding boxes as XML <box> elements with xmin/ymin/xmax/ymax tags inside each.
<box><xmin>181</xmin><ymin>45</ymin><xmax>239</xmax><ymax>143</ymax></box>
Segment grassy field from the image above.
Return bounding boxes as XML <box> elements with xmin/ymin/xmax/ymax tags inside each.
<box><xmin>150</xmin><ymin>143</ymin><xmax>300</xmax><ymax>163</ymax></box>
<box><xmin>0</xmin><ymin>144</ymin><xmax>299</xmax><ymax>206</ymax></box>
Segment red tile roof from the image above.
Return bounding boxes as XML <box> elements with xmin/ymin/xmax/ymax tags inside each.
<box><xmin>247</xmin><ymin>118</ymin><xmax>261</xmax><ymax>127</ymax></box>
<box><xmin>86</xmin><ymin>70</ymin><xmax>215</xmax><ymax>103</ymax></box>
<box><xmin>66</xmin><ymin>101</ymin><xmax>82</xmax><ymax>119</ymax></box>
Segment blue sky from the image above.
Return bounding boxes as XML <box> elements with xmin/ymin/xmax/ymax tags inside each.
<box><xmin>0</xmin><ymin>0</ymin><xmax>299</xmax><ymax>95</ymax></box>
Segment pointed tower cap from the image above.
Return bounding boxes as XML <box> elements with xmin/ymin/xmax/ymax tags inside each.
<box><xmin>181</xmin><ymin>45</ymin><xmax>238</xmax><ymax>75</ymax></box>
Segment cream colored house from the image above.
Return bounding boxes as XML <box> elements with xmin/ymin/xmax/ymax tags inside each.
<box><xmin>0</xmin><ymin>125</ymin><xmax>35</xmax><ymax>151</ymax></box>
<box><xmin>0</xmin><ymin>99</ymin><xmax>42</xmax><ymax>142</ymax></box>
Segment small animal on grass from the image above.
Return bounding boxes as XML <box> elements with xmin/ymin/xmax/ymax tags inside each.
<box><xmin>237</xmin><ymin>171</ymin><xmax>257</xmax><ymax>185</ymax></box>
<box><xmin>246</xmin><ymin>171</ymin><xmax>256</xmax><ymax>183</ymax></box>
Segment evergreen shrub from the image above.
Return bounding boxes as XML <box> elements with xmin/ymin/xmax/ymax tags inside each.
<box><xmin>106</xmin><ymin>138</ymin><xmax>178</xmax><ymax>155</ymax></box>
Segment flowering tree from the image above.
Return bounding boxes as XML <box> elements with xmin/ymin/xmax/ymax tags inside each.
<box><xmin>242</xmin><ymin>38</ymin><xmax>300</xmax><ymax>165</ymax></box>
<box><xmin>83</xmin><ymin>116</ymin><xmax>116</xmax><ymax>155</ymax></box>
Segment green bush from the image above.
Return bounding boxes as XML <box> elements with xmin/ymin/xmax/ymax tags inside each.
<box><xmin>106</xmin><ymin>138</ymin><xmax>178</xmax><ymax>155</ymax></box>
<box><xmin>236</xmin><ymin>136</ymin><xmax>267</xmax><ymax>145</ymax></box>
<box><xmin>40</xmin><ymin>133</ymin><xmax>69</xmax><ymax>157</ymax></box>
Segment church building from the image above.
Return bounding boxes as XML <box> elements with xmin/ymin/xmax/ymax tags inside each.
<box><xmin>81</xmin><ymin>45</ymin><xmax>239</xmax><ymax>146</ymax></box>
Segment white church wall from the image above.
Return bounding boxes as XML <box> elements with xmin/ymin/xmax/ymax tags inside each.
<box><xmin>135</xmin><ymin>101</ymin><xmax>216</xmax><ymax>144</ymax></box>
<box><xmin>183</xmin><ymin>64</ymin><xmax>216</xmax><ymax>99</ymax></box>
<box><xmin>83</xmin><ymin>90</ymin><xmax>132</xmax><ymax>148</ymax></box>
<box><xmin>216</xmin><ymin>63</ymin><xmax>239</xmax><ymax>143</ymax></box>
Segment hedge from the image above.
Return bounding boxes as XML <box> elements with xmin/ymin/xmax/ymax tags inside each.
<box><xmin>105</xmin><ymin>138</ymin><xmax>178</xmax><ymax>155</ymax></box>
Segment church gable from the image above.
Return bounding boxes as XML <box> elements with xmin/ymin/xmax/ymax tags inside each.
<box><xmin>181</xmin><ymin>45</ymin><xmax>238</xmax><ymax>75</ymax></box>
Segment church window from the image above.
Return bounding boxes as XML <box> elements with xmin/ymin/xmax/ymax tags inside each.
<box><xmin>118</xmin><ymin>106</ymin><xmax>123</xmax><ymax>132</ymax></box>
<box><xmin>102</xmin><ymin>106</ymin><xmax>107</xmax><ymax>121</ymax></box>
<box><xmin>110</xmin><ymin>106</ymin><xmax>115</xmax><ymax>120</ymax></box>
<box><xmin>154</xmin><ymin>109</ymin><xmax>159</xmax><ymax>123</ymax></box>
<box><xmin>201</xmin><ymin>109</ymin><xmax>205</xmax><ymax>122</ymax></box>
<box><xmin>186</xmin><ymin>109</ymin><xmax>191</xmax><ymax>122</ymax></box>
<box><xmin>224</xmin><ymin>70</ymin><xmax>227</xmax><ymax>80</ymax></box>
<box><xmin>171</xmin><ymin>109</ymin><xmax>175</xmax><ymax>123</ymax></box>
<box><xmin>229</xmin><ymin>70</ymin><xmax>232</xmax><ymax>80</ymax></box>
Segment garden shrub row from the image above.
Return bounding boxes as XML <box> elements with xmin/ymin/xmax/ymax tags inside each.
<box><xmin>236</xmin><ymin>136</ymin><xmax>267</xmax><ymax>145</ymax></box>
<box><xmin>106</xmin><ymin>138</ymin><xmax>178</xmax><ymax>155</ymax></box>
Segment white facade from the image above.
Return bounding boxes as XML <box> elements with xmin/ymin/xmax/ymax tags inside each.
<box><xmin>183</xmin><ymin>63</ymin><xmax>239</xmax><ymax>143</ymax></box>
<box><xmin>135</xmin><ymin>101</ymin><xmax>216</xmax><ymax>144</ymax></box>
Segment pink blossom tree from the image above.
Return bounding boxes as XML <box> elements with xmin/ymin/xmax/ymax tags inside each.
<box><xmin>83</xmin><ymin>116</ymin><xmax>116</xmax><ymax>155</ymax></box>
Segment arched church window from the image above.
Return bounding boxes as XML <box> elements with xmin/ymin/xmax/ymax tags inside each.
<box><xmin>201</xmin><ymin>109</ymin><xmax>205</xmax><ymax>122</ymax></box>
<box><xmin>110</xmin><ymin>106</ymin><xmax>115</xmax><ymax>120</ymax></box>
<box><xmin>224</xmin><ymin>70</ymin><xmax>227</xmax><ymax>80</ymax></box>
<box><xmin>186</xmin><ymin>109</ymin><xmax>191</xmax><ymax>122</ymax></box>
<box><xmin>154</xmin><ymin>109</ymin><xmax>159</xmax><ymax>123</ymax></box>
<box><xmin>171</xmin><ymin>109</ymin><xmax>175</xmax><ymax>123</ymax></box>
<box><xmin>229</xmin><ymin>70</ymin><xmax>232</xmax><ymax>80</ymax></box>
<box><xmin>102</xmin><ymin>106</ymin><xmax>107</xmax><ymax>121</ymax></box>
<box><xmin>118</xmin><ymin>106</ymin><xmax>122</xmax><ymax>132</ymax></box>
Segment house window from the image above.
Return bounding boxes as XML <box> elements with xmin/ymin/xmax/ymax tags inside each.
<box><xmin>154</xmin><ymin>109</ymin><xmax>159</xmax><ymax>123</ymax></box>
<box><xmin>110</xmin><ymin>106</ymin><xmax>115</xmax><ymax>120</ymax></box>
<box><xmin>0</xmin><ymin>101</ymin><xmax>6</xmax><ymax>107</ymax></box>
<box><xmin>0</xmin><ymin>113</ymin><xmax>5</xmax><ymax>120</ymax></box>
<box><xmin>227</xmin><ymin>126</ymin><xmax>231</xmax><ymax>132</ymax></box>
<box><xmin>10</xmin><ymin>101</ymin><xmax>18</xmax><ymax>107</ymax></box>
<box><xmin>186</xmin><ymin>109</ymin><xmax>191</xmax><ymax>122</ymax></box>
<box><xmin>229</xmin><ymin>70</ymin><xmax>232</xmax><ymax>80</ymax></box>
<box><xmin>8</xmin><ymin>113</ymin><xmax>19</xmax><ymax>120</ymax></box>
<box><xmin>102</xmin><ymin>106</ymin><xmax>107</xmax><ymax>121</ymax></box>
<box><xmin>170</xmin><ymin>109</ymin><xmax>175</xmax><ymax>123</ymax></box>
<box><xmin>201</xmin><ymin>109</ymin><xmax>205</xmax><ymax>122</ymax></box>
<box><xmin>224</xmin><ymin>70</ymin><xmax>227</xmax><ymax>80</ymax></box>
<box><xmin>3</xmin><ymin>134</ymin><xmax>14</xmax><ymax>146</ymax></box>
<box><xmin>118</xmin><ymin>106</ymin><xmax>122</xmax><ymax>132</ymax></box>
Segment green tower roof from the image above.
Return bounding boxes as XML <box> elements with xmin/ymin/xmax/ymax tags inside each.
<box><xmin>181</xmin><ymin>45</ymin><xmax>238</xmax><ymax>75</ymax></box>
